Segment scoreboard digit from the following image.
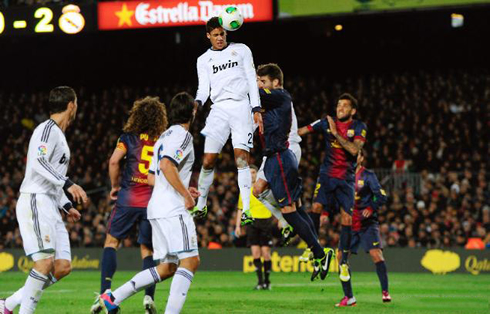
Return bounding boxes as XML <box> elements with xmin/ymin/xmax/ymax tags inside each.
<box><xmin>34</xmin><ymin>7</ymin><xmax>54</xmax><ymax>33</ymax></box>
<box><xmin>0</xmin><ymin>12</ymin><xmax>5</xmax><ymax>34</ymax></box>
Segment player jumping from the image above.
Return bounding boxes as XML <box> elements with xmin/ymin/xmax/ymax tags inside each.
<box><xmin>192</xmin><ymin>17</ymin><xmax>263</xmax><ymax>225</ymax></box>
<box><xmin>99</xmin><ymin>92</ymin><xmax>200</xmax><ymax>314</ymax></box>
<box><xmin>257</xmin><ymin>63</ymin><xmax>333</xmax><ymax>281</ymax></box>
<box><xmin>91</xmin><ymin>97</ymin><xmax>168</xmax><ymax>314</ymax></box>
<box><xmin>335</xmin><ymin>151</ymin><xmax>391</xmax><ymax>307</ymax></box>
<box><xmin>298</xmin><ymin>93</ymin><xmax>367</xmax><ymax>282</ymax></box>
<box><xmin>0</xmin><ymin>86</ymin><xmax>87</xmax><ymax>314</ymax></box>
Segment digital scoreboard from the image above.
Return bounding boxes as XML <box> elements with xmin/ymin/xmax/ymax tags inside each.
<box><xmin>0</xmin><ymin>4</ymin><xmax>94</xmax><ymax>36</ymax></box>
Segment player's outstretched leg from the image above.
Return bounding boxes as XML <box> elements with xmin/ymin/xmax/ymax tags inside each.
<box><xmin>100</xmin><ymin>263</ymin><xmax>176</xmax><ymax>313</ymax></box>
<box><xmin>196</xmin><ymin>141</ymin><xmax>220</xmax><ymax>212</ymax></box>
<box><xmin>141</xmin><ymin>244</ymin><xmax>157</xmax><ymax>314</ymax></box>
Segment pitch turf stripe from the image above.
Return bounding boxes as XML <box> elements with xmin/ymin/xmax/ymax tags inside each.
<box><xmin>30</xmin><ymin>194</ymin><xmax>44</xmax><ymax>251</ymax></box>
<box><xmin>180</xmin><ymin>133</ymin><xmax>191</xmax><ymax>151</ymax></box>
<box><xmin>149</xmin><ymin>267</ymin><xmax>160</xmax><ymax>284</ymax></box>
<box><xmin>29</xmin><ymin>270</ymin><xmax>48</xmax><ymax>283</ymax></box>
<box><xmin>175</xmin><ymin>270</ymin><xmax>193</xmax><ymax>283</ymax></box>
<box><xmin>38</xmin><ymin>158</ymin><xmax>65</xmax><ymax>181</ymax></box>
<box><xmin>41</xmin><ymin>120</ymin><xmax>55</xmax><ymax>143</ymax></box>
<box><xmin>179</xmin><ymin>215</ymin><xmax>189</xmax><ymax>251</ymax></box>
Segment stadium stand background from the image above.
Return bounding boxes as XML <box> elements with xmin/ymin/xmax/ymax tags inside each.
<box><xmin>1</xmin><ymin>6</ymin><xmax>489</xmax><ymax>250</ymax></box>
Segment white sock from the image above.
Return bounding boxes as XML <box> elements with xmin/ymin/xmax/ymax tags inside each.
<box><xmin>259</xmin><ymin>189</ymin><xmax>289</xmax><ymax>228</ymax></box>
<box><xmin>237</xmin><ymin>166</ymin><xmax>252</xmax><ymax>212</ymax></box>
<box><xmin>165</xmin><ymin>268</ymin><xmax>194</xmax><ymax>314</ymax></box>
<box><xmin>5</xmin><ymin>273</ymin><xmax>56</xmax><ymax>311</ymax></box>
<box><xmin>113</xmin><ymin>267</ymin><xmax>161</xmax><ymax>305</ymax></box>
<box><xmin>19</xmin><ymin>269</ymin><xmax>48</xmax><ymax>314</ymax></box>
<box><xmin>197</xmin><ymin>168</ymin><xmax>215</xmax><ymax>210</ymax></box>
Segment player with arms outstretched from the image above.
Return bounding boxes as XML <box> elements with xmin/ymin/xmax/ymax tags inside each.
<box><xmin>91</xmin><ymin>97</ymin><xmax>168</xmax><ymax>314</ymax></box>
<box><xmin>257</xmin><ymin>64</ymin><xmax>333</xmax><ymax>281</ymax></box>
<box><xmin>0</xmin><ymin>86</ymin><xmax>87</xmax><ymax>314</ymax></box>
<box><xmin>193</xmin><ymin>17</ymin><xmax>263</xmax><ymax>225</ymax></box>
<box><xmin>100</xmin><ymin>92</ymin><xmax>200</xmax><ymax>314</ymax></box>
<box><xmin>298</xmin><ymin>93</ymin><xmax>367</xmax><ymax>281</ymax></box>
<box><xmin>335</xmin><ymin>151</ymin><xmax>391</xmax><ymax>307</ymax></box>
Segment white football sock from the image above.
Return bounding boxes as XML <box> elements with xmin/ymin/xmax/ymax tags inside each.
<box><xmin>19</xmin><ymin>269</ymin><xmax>48</xmax><ymax>314</ymax></box>
<box><xmin>197</xmin><ymin>168</ymin><xmax>215</xmax><ymax>210</ymax></box>
<box><xmin>259</xmin><ymin>189</ymin><xmax>289</xmax><ymax>228</ymax></box>
<box><xmin>6</xmin><ymin>273</ymin><xmax>56</xmax><ymax>311</ymax></box>
<box><xmin>165</xmin><ymin>268</ymin><xmax>194</xmax><ymax>314</ymax></box>
<box><xmin>113</xmin><ymin>267</ymin><xmax>161</xmax><ymax>306</ymax></box>
<box><xmin>237</xmin><ymin>166</ymin><xmax>252</xmax><ymax>212</ymax></box>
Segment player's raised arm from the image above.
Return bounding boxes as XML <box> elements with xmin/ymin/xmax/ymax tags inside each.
<box><xmin>195</xmin><ymin>57</ymin><xmax>210</xmax><ymax>107</ymax></box>
<box><xmin>108</xmin><ymin>136</ymin><xmax>128</xmax><ymax>200</ymax></box>
<box><xmin>327</xmin><ymin>116</ymin><xmax>366</xmax><ymax>156</ymax></box>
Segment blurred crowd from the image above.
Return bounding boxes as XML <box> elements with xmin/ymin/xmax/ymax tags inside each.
<box><xmin>1</xmin><ymin>68</ymin><xmax>489</xmax><ymax>251</ymax></box>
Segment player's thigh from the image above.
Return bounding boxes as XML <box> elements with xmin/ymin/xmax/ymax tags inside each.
<box><xmin>336</xmin><ymin>180</ymin><xmax>355</xmax><ymax>216</ymax></box>
<box><xmin>289</xmin><ymin>143</ymin><xmax>302</xmax><ymax>166</ymax></box>
<box><xmin>54</xmin><ymin>220</ymin><xmax>71</xmax><ymax>262</ymax></box>
<box><xmin>360</xmin><ymin>224</ymin><xmax>383</xmax><ymax>254</ymax></box>
<box><xmin>149</xmin><ymin>218</ymin><xmax>176</xmax><ymax>264</ymax></box>
<box><xmin>264</xmin><ymin>151</ymin><xmax>302</xmax><ymax>208</ymax></box>
<box><xmin>107</xmin><ymin>205</ymin><xmax>142</xmax><ymax>240</ymax></box>
<box><xmin>247</xmin><ymin>223</ymin><xmax>261</xmax><ymax>248</ymax></box>
<box><xmin>158</xmin><ymin>213</ymin><xmax>199</xmax><ymax>260</ymax></box>
<box><xmin>16</xmin><ymin>193</ymin><xmax>57</xmax><ymax>257</ymax></box>
<box><xmin>201</xmin><ymin>105</ymin><xmax>231</xmax><ymax>152</ymax></box>
<box><xmin>229</xmin><ymin>101</ymin><xmax>254</xmax><ymax>151</ymax></box>
<box><xmin>313</xmin><ymin>175</ymin><xmax>334</xmax><ymax>210</ymax></box>
<box><xmin>137</xmin><ymin>209</ymin><xmax>153</xmax><ymax>249</ymax></box>
<box><xmin>258</xmin><ymin>219</ymin><xmax>273</xmax><ymax>248</ymax></box>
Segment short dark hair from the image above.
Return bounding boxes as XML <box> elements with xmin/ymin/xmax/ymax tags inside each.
<box><xmin>168</xmin><ymin>92</ymin><xmax>195</xmax><ymax>126</ymax></box>
<box><xmin>257</xmin><ymin>63</ymin><xmax>284</xmax><ymax>86</ymax></box>
<box><xmin>250</xmin><ymin>164</ymin><xmax>259</xmax><ymax>171</ymax></box>
<box><xmin>206</xmin><ymin>17</ymin><xmax>222</xmax><ymax>33</ymax></box>
<box><xmin>49</xmin><ymin>86</ymin><xmax>76</xmax><ymax>114</ymax></box>
<box><xmin>338</xmin><ymin>93</ymin><xmax>358</xmax><ymax>110</ymax></box>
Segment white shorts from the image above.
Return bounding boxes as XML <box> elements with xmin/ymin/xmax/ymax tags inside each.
<box><xmin>201</xmin><ymin>99</ymin><xmax>254</xmax><ymax>153</ymax></box>
<box><xmin>16</xmin><ymin>193</ymin><xmax>71</xmax><ymax>261</ymax></box>
<box><xmin>257</xmin><ymin>143</ymin><xmax>302</xmax><ymax>182</ymax></box>
<box><xmin>150</xmin><ymin>212</ymin><xmax>199</xmax><ymax>264</ymax></box>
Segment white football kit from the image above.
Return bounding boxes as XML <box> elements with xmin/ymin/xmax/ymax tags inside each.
<box><xmin>16</xmin><ymin>119</ymin><xmax>73</xmax><ymax>261</ymax></box>
<box><xmin>258</xmin><ymin>103</ymin><xmax>302</xmax><ymax>182</ymax></box>
<box><xmin>148</xmin><ymin>125</ymin><xmax>198</xmax><ymax>264</ymax></box>
<box><xmin>196</xmin><ymin>42</ymin><xmax>261</xmax><ymax>152</ymax></box>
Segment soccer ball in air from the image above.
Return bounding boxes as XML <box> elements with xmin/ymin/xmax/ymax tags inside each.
<box><xmin>219</xmin><ymin>6</ymin><xmax>244</xmax><ymax>31</ymax></box>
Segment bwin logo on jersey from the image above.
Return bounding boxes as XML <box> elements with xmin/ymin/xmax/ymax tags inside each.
<box><xmin>213</xmin><ymin>60</ymin><xmax>238</xmax><ymax>74</ymax></box>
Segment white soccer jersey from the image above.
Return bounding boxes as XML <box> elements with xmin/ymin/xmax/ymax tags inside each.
<box><xmin>196</xmin><ymin>42</ymin><xmax>260</xmax><ymax>110</ymax></box>
<box><xmin>289</xmin><ymin>103</ymin><xmax>302</xmax><ymax>145</ymax></box>
<box><xmin>147</xmin><ymin>125</ymin><xmax>194</xmax><ymax>219</ymax></box>
<box><xmin>19</xmin><ymin>119</ymin><xmax>72</xmax><ymax>208</ymax></box>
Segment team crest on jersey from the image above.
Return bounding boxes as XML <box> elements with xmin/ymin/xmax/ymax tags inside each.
<box><xmin>38</xmin><ymin>145</ymin><xmax>48</xmax><ymax>156</ymax></box>
<box><xmin>347</xmin><ymin>129</ymin><xmax>355</xmax><ymax>138</ymax></box>
<box><xmin>174</xmin><ymin>149</ymin><xmax>184</xmax><ymax>161</ymax></box>
<box><xmin>231</xmin><ymin>50</ymin><xmax>237</xmax><ymax>56</ymax></box>
<box><xmin>357</xmin><ymin>180</ymin><xmax>364</xmax><ymax>188</ymax></box>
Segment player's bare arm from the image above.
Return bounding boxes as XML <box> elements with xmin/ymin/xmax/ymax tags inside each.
<box><xmin>327</xmin><ymin>116</ymin><xmax>364</xmax><ymax>156</ymax></box>
<box><xmin>108</xmin><ymin>147</ymin><xmax>126</xmax><ymax>200</ymax></box>
<box><xmin>160</xmin><ymin>158</ymin><xmax>195</xmax><ymax>209</ymax></box>
<box><xmin>298</xmin><ymin>125</ymin><xmax>312</xmax><ymax>136</ymax></box>
<box><xmin>147</xmin><ymin>173</ymin><xmax>155</xmax><ymax>186</ymax></box>
<box><xmin>254</xmin><ymin>111</ymin><xmax>264</xmax><ymax>134</ymax></box>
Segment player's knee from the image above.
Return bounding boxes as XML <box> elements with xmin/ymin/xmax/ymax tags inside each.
<box><xmin>253</xmin><ymin>180</ymin><xmax>267</xmax><ymax>197</ymax></box>
<box><xmin>104</xmin><ymin>234</ymin><xmax>120</xmax><ymax>249</ymax></box>
<box><xmin>140</xmin><ymin>244</ymin><xmax>153</xmax><ymax>259</ymax></box>
<box><xmin>202</xmin><ymin>154</ymin><xmax>217</xmax><ymax>169</ymax></box>
<box><xmin>370</xmin><ymin>249</ymin><xmax>384</xmax><ymax>263</ymax></box>
<box><xmin>182</xmin><ymin>256</ymin><xmax>200</xmax><ymax>273</ymax></box>
<box><xmin>235</xmin><ymin>156</ymin><xmax>249</xmax><ymax>169</ymax></box>
<box><xmin>34</xmin><ymin>257</ymin><xmax>55</xmax><ymax>275</ymax></box>
<box><xmin>341</xmin><ymin>211</ymin><xmax>352</xmax><ymax>225</ymax></box>
<box><xmin>56</xmin><ymin>262</ymin><xmax>72</xmax><ymax>279</ymax></box>
<box><xmin>157</xmin><ymin>262</ymin><xmax>177</xmax><ymax>280</ymax></box>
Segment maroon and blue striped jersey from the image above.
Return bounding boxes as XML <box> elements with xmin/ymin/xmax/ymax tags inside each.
<box><xmin>115</xmin><ymin>133</ymin><xmax>156</xmax><ymax>208</ymax></box>
<box><xmin>308</xmin><ymin>118</ymin><xmax>367</xmax><ymax>181</ymax></box>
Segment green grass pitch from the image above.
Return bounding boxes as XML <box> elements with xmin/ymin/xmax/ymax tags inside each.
<box><xmin>0</xmin><ymin>271</ymin><xmax>487</xmax><ymax>313</ymax></box>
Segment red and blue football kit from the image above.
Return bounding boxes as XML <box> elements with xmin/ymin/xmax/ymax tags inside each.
<box><xmin>107</xmin><ymin>133</ymin><xmax>156</xmax><ymax>245</ymax></box>
<box><xmin>309</xmin><ymin>118</ymin><xmax>367</xmax><ymax>214</ymax></box>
